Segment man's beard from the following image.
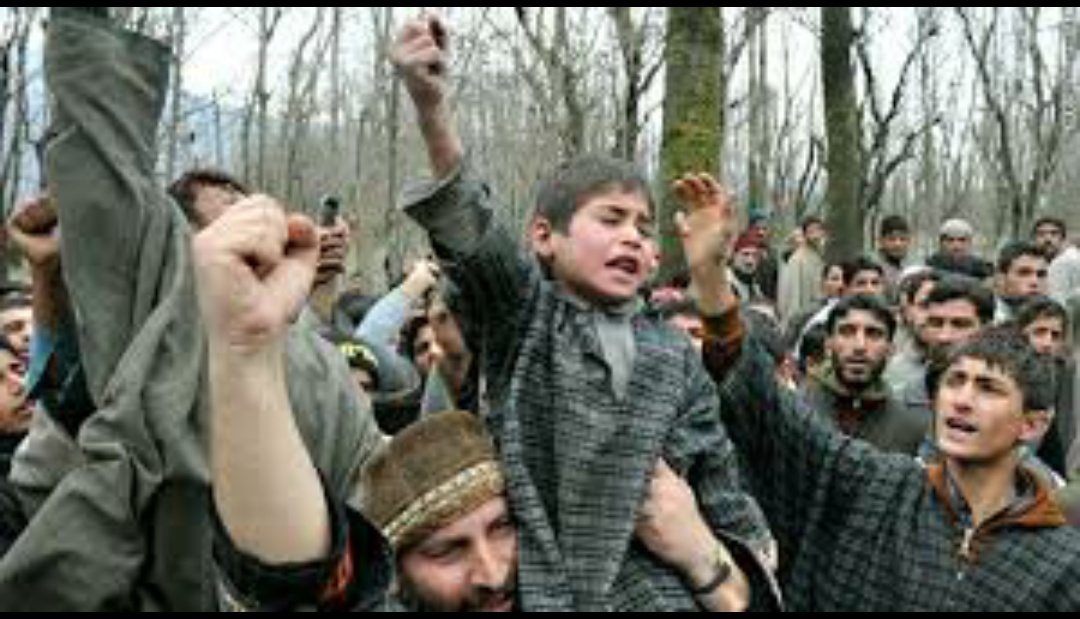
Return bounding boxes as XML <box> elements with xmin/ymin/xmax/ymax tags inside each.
<box><xmin>397</xmin><ymin>570</ymin><xmax>517</xmax><ymax>612</ymax></box>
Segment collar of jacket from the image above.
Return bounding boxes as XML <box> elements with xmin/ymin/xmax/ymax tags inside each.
<box><xmin>925</xmin><ymin>459</ymin><xmax>1067</xmax><ymax>563</ymax></box>
<box><xmin>811</xmin><ymin>360</ymin><xmax>889</xmax><ymax>403</ymax></box>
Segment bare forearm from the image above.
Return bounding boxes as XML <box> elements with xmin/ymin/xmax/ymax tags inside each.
<box><xmin>30</xmin><ymin>264</ymin><xmax>68</xmax><ymax>333</ymax></box>
<box><xmin>682</xmin><ymin>541</ymin><xmax>751</xmax><ymax>612</ymax></box>
<box><xmin>417</xmin><ymin>100</ymin><xmax>463</xmax><ymax>180</ymax></box>
<box><xmin>691</xmin><ymin>262</ymin><xmax>738</xmax><ymax>317</ymax></box>
<box><xmin>210</xmin><ymin>343</ymin><xmax>330</xmax><ymax>564</ymax></box>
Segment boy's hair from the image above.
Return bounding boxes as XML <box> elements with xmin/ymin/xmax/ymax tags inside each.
<box><xmin>879</xmin><ymin>214</ymin><xmax>911</xmax><ymax>237</ymax></box>
<box><xmin>936</xmin><ymin>326</ymin><xmax>1056</xmax><ymax>412</ymax></box>
<box><xmin>798</xmin><ymin>322</ymin><xmax>829</xmax><ymax>374</ymax></box>
<box><xmin>532</xmin><ymin>154</ymin><xmax>653</xmax><ymax>233</ymax></box>
<box><xmin>825</xmin><ymin>294</ymin><xmax>897</xmax><ymax>341</ymax></box>
<box><xmin>167</xmin><ymin>168</ymin><xmax>250</xmax><ymax>223</ymax></box>
<box><xmin>1013</xmin><ymin>295</ymin><xmax>1068</xmax><ymax>333</ymax></box>
<box><xmin>0</xmin><ymin>292</ymin><xmax>30</xmax><ymax>313</ymax></box>
<box><xmin>921</xmin><ymin>275</ymin><xmax>995</xmax><ymax>326</ymax></box>
<box><xmin>841</xmin><ymin>255</ymin><xmax>885</xmax><ymax>288</ymax></box>
<box><xmin>996</xmin><ymin>240</ymin><xmax>1046</xmax><ymax>274</ymax></box>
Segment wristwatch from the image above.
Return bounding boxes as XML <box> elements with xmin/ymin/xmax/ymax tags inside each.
<box><xmin>688</xmin><ymin>544</ymin><xmax>733</xmax><ymax>597</ymax></box>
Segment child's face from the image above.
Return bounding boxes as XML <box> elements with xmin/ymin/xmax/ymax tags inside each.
<box><xmin>532</xmin><ymin>189</ymin><xmax>655</xmax><ymax>305</ymax></box>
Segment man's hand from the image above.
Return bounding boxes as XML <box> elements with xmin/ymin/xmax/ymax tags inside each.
<box><xmin>635</xmin><ymin>459</ymin><xmax>716</xmax><ymax>576</ymax></box>
<box><xmin>400</xmin><ymin>257</ymin><xmax>441</xmax><ymax>302</ymax></box>
<box><xmin>389</xmin><ymin>16</ymin><xmax>450</xmax><ymax>113</ymax></box>
<box><xmin>672</xmin><ymin>173</ymin><xmax>739</xmax><ymax>315</ymax></box>
<box><xmin>6</xmin><ymin>194</ymin><xmax>60</xmax><ymax>272</ymax></box>
<box><xmin>389</xmin><ymin>16</ymin><xmax>462</xmax><ymax>179</ymax></box>
<box><xmin>193</xmin><ymin>195</ymin><xmax>318</xmax><ymax>355</ymax></box>
<box><xmin>672</xmin><ymin>173</ymin><xmax>738</xmax><ymax>273</ymax></box>
<box><xmin>635</xmin><ymin>459</ymin><xmax>750</xmax><ymax>611</ymax></box>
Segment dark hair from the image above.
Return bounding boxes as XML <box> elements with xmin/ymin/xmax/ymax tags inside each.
<box><xmin>925</xmin><ymin>253</ymin><xmax>994</xmax><ymax>280</ymax></box>
<box><xmin>0</xmin><ymin>292</ymin><xmax>31</xmax><ymax>313</ymax></box>
<box><xmin>167</xmin><ymin>168</ymin><xmax>250</xmax><ymax>223</ymax></box>
<box><xmin>825</xmin><ymin>294</ymin><xmax>897</xmax><ymax>341</ymax></box>
<box><xmin>820</xmin><ymin>259</ymin><xmax>845</xmax><ymax>282</ymax></box>
<box><xmin>798</xmin><ymin>322</ymin><xmax>829</xmax><ymax>374</ymax></box>
<box><xmin>800</xmin><ymin>215</ymin><xmax>824</xmax><ymax>233</ymax></box>
<box><xmin>1013</xmin><ymin>295</ymin><xmax>1068</xmax><ymax>333</ymax></box>
<box><xmin>532</xmin><ymin>154</ymin><xmax>654</xmax><ymax>233</ymax></box>
<box><xmin>879</xmin><ymin>214</ymin><xmax>911</xmax><ymax>237</ymax></box>
<box><xmin>841</xmin><ymin>255</ymin><xmax>885</xmax><ymax>288</ymax></box>
<box><xmin>937</xmin><ymin>326</ymin><xmax>1056</xmax><ymax>412</ymax></box>
<box><xmin>996</xmin><ymin>240</ymin><xmax>1047</xmax><ymax>275</ymax></box>
<box><xmin>921</xmin><ymin>275</ymin><xmax>995</xmax><ymax>326</ymax></box>
<box><xmin>1032</xmin><ymin>216</ymin><xmax>1067</xmax><ymax>237</ymax></box>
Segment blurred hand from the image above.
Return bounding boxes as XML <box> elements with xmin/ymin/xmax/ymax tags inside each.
<box><xmin>388</xmin><ymin>16</ymin><xmax>450</xmax><ymax>112</ymax></box>
<box><xmin>6</xmin><ymin>194</ymin><xmax>60</xmax><ymax>271</ymax></box>
<box><xmin>672</xmin><ymin>173</ymin><xmax>738</xmax><ymax>274</ymax></box>
<box><xmin>193</xmin><ymin>194</ymin><xmax>319</xmax><ymax>355</ymax></box>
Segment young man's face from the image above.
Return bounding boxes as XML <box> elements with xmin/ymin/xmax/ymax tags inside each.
<box><xmin>934</xmin><ymin>356</ymin><xmax>1040</xmax><ymax>463</ymax></box>
<box><xmin>999</xmin><ymin>255</ymin><xmax>1048</xmax><ymax>300</ymax></box>
<box><xmin>531</xmin><ymin>189</ymin><xmax>655</xmax><ymax>305</ymax></box>
<box><xmin>1023</xmin><ymin>315</ymin><xmax>1066</xmax><ymax>357</ymax></box>
<box><xmin>827</xmin><ymin>309</ymin><xmax>892</xmax><ymax>390</ymax></box>
<box><xmin>1033</xmin><ymin>223</ymin><xmax>1065</xmax><ymax>257</ymax></box>
<box><xmin>0</xmin><ymin>305</ymin><xmax>32</xmax><ymax>363</ymax></box>
<box><xmin>879</xmin><ymin>231</ymin><xmax>911</xmax><ymax>262</ymax></box>
<box><xmin>846</xmin><ymin>270</ymin><xmax>885</xmax><ymax>298</ymax></box>
<box><xmin>0</xmin><ymin>348</ymin><xmax>29</xmax><ymax>435</ymax></box>
<box><xmin>804</xmin><ymin>223</ymin><xmax>827</xmax><ymax>249</ymax></box>
<box><xmin>822</xmin><ymin>265</ymin><xmax>846</xmax><ymax>299</ymax></box>
<box><xmin>398</xmin><ymin>497</ymin><xmax>518</xmax><ymax>612</ymax></box>
<box><xmin>411</xmin><ymin>323</ymin><xmax>442</xmax><ymax>377</ymax></box>
<box><xmin>921</xmin><ymin>299</ymin><xmax>983</xmax><ymax>354</ymax></box>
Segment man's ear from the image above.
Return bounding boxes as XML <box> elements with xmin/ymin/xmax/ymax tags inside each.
<box><xmin>1018</xmin><ymin>409</ymin><xmax>1052</xmax><ymax>444</ymax></box>
<box><xmin>529</xmin><ymin>216</ymin><xmax>555</xmax><ymax>261</ymax></box>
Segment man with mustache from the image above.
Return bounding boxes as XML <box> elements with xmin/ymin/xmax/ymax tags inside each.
<box><xmin>801</xmin><ymin>294</ymin><xmax>927</xmax><ymax>455</ymax></box>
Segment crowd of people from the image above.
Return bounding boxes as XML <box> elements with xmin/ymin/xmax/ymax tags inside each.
<box><xmin>1</xmin><ymin>8</ymin><xmax>1080</xmax><ymax>611</ymax></box>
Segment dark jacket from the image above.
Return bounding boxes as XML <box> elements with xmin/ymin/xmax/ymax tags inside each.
<box><xmin>706</xmin><ymin>310</ymin><xmax>1080</xmax><ymax>611</ymax></box>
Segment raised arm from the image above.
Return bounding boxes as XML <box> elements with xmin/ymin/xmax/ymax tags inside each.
<box><xmin>389</xmin><ymin>16</ymin><xmax>463</xmax><ymax>179</ymax></box>
<box><xmin>5</xmin><ymin>195</ymin><xmax>67</xmax><ymax>335</ymax></box>
<box><xmin>392</xmin><ymin>17</ymin><xmax>532</xmax><ymax>380</ymax></box>
<box><xmin>195</xmin><ymin>197</ymin><xmax>330</xmax><ymax>564</ymax></box>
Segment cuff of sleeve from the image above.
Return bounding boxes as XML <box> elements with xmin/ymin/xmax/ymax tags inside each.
<box><xmin>701</xmin><ymin>307</ymin><xmax>745</xmax><ymax>379</ymax></box>
<box><xmin>213</xmin><ymin>479</ymin><xmax>390</xmax><ymax>611</ymax></box>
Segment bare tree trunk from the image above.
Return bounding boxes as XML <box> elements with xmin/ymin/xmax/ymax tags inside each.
<box><xmin>514</xmin><ymin>7</ymin><xmax>587</xmax><ymax>158</ymax></box>
<box><xmin>746</xmin><ymin>7</ymin><xmax>769</xmax><ymax>215</ymax></box>
<box><xmin>820</xmin><ymin>6</ymin><xmax>863</xmax><ymax>262</ymax></box>
<box><xmin>163</xmin><ymin>6</ymin><xmax>186</xmax><ymax>182</ymax></box>
<box><xmin>658</xmin><ymin>7</ymin><xmax>723</xmax><ymax>280</ymax></box>
<box><xmin>253</xmin><ymin>7</ymin><xmax>283</xmax><ymax>189</ymax></box>
<box><xmin>329</xmin><ymin>8</ymin><xmax>343</xmax><ymax>158</ymax></box>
